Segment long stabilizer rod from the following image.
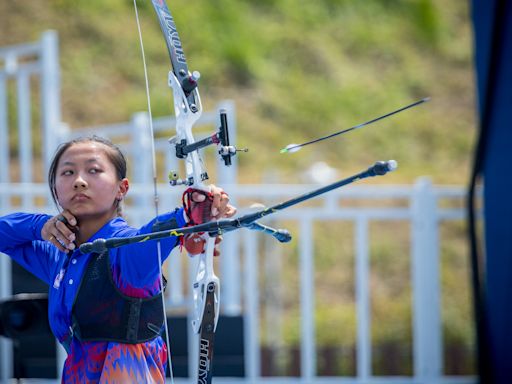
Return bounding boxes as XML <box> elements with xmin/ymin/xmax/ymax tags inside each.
<box><xmin>80</xmin><ymin>160</ymin><xmax>397</xmax><ymax>254</ymax></box>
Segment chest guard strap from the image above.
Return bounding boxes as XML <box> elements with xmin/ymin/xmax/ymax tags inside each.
<box><xmin>71</xmin><ymin>251</ymin><xmax>164</xmax><ymax>344</ymax></box>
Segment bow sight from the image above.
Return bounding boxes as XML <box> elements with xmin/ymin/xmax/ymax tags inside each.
<box><xmin>168</xmin><ymin>108</ymin><xmax>248</xmax><ymax>186</ymax></box>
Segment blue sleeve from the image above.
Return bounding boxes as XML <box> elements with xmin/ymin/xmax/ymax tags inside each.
<box><xmin>0</xmin><ymin>213</ymin><xmax>57</xmax><ymax>286</ymax></box>
<box><xmin>112</xmin><ymin>208</ymin><xmax>187</xmax><ymax>289</ymax></box>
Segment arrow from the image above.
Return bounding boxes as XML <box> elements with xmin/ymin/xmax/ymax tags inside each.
<box><xmin>280</xmin><ymin>97</ymin><xmax>430</xmax><ymax>154</ymax></box>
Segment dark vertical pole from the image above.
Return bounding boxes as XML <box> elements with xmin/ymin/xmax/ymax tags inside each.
<box><xmin>469</xmin><ymin>0</ymin><xmax>511</xmax><ymax>382</ymax></box>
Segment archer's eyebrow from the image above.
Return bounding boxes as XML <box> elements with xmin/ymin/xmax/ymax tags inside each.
<box><xmin>59</xmin><ymin>158</ymin><xmax>102</xmax><ymax>167</ymax></box>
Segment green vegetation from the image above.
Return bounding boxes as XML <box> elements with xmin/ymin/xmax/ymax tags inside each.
<box><xmin>0</xmin><ymin>0</ymin><xmax>475</xmax><ymax>184</ymax></box>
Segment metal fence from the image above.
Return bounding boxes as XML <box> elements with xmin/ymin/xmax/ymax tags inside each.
<box><xmin>0</xmin><ymin>181</ymin><xmax>477</xmax><ymax>383</ymax></box>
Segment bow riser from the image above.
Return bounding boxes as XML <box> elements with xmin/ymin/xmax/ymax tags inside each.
<box><xmin>192</xmin><ymin>237</ymin><xmax>220</xmax><ymax>334</ymax></box>
<box><xmin>169</xmin><ymin>65</ymin><xmax>219</xmax><ymax>338</ymax></box>
<box><xmin>169</xmin><ymin>72</ymin><xmax>208</xmax><ymax>188</ymax></box>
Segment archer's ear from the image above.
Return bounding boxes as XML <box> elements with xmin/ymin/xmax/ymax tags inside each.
<box><xmin>119</xmin><ymin>178</ymin><xmax>130</xmax><ymax>197</ymax></box>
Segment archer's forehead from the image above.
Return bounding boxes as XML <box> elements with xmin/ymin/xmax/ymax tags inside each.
<box><xmin>58</xmin><ymin>142</ymin><xmax>113</xmax><ymax>167</ymax></box>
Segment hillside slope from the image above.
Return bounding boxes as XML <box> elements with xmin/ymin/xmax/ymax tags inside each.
<box><xmin>0</xmin><ymin>0</ymin><xmax>476</xmax><ymax>184</ymax></box>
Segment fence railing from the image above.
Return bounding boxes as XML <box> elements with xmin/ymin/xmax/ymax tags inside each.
<box><xmin>0</xmin><ymin>179</ymin><xmax>478</xmax><ymax>383</ymax></box>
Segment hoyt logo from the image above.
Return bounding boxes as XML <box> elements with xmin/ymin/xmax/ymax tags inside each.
<box><xmin>161</xmin><ymin>11</ymin><xmax>186</xmax><ymax>64</ymax></box>
<box><xmin>198</xmin><ymin>338</ymin><xmax>210</xmax><ymax>384</ymax></box>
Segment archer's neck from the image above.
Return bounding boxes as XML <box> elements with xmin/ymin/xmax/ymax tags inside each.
<box><xmin>75</xmin><ymin>211</ymin><xmax>118</xmax><ymax>246</ymax></box>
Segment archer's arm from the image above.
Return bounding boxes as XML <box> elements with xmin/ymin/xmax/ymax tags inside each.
<box><xmin>0</xmin><ymin>212</ymin><xmax>59</xmax><ymax>285</ymax></box>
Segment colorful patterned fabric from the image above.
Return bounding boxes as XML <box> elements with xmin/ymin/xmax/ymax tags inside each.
<box><xmin>0</xmin><ymin>209</ymin><xmax>186</xmax><ymax>383</ymax></box>
<box><xmin>62</xmin><ymin>339</ymin><xmax>168</xmax><ymax>383</ymax></box>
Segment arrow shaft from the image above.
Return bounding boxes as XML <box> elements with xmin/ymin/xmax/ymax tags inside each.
<box><xmin>284</xmin><ymin>97</ymin><xmax>429</xmax><ymax>152</ymax></box>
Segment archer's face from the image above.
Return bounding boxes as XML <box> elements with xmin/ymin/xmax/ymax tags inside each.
<box><xmin>54</xmin><ymin>142</ymin><xmax>128</xmax><ymax>221</ymax></box>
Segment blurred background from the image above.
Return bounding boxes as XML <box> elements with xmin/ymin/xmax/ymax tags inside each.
<box><xmin>0</xmin><ymin>0</ymin><xmax>480</xmax><ymax>382</ymax></box>
<box><xmin>0</xmin><ymin>0</ymin><xmax>476</xmax><ymax>184</ymax></box>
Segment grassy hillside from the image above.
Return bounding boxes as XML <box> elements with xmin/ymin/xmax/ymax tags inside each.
<box><xmin>0</xmin><ymin>0</ymin><xmax>476</xmax><ymax>185</ymax></box>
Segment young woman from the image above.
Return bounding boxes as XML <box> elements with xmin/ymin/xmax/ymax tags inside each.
<box><xmin>0</xmin><ymin>136</ymin><xmax>235</xmax><ymax>383</ymax></box>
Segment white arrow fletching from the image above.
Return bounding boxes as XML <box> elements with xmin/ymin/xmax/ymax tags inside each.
<box><xmin>281</xmin><ymin>144</ymin><xmax>301</xmax><ymax>154</ymax></box>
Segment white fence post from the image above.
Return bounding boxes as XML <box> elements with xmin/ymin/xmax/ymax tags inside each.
<box><xmin>131</xmin><ymin>112</ymin><xmax>154</xmax><ymax>213</ymax></box>
<box><xmin>244</xmin><ymin>230</ymin><xmax>261</xmax><ymax>381</ymax></box>
<box><xmin>217</xmin><ymin>100</ymin><xmax>241</xmax><ymax>316</ymax></box>
<box><xmin>411</xmin><ymin>177</ymin><xmax>442</xmax><ymax>380</ymax></box>
<box><xmin>40</xmin><ymin>30</ymin><xmax>61</xmax><ymax>173</ymax></box>
<box><xmin>300</xmin><ymin>218</ymin><xmax>316</xmax><ymax>379</ymax></box>
<box><xmin>355</xmin><ymin>217</ymin><xmax>371</xmax><ymax>379</ymax></box>
<box><xmin>0</xmin><ymin>74</ymin><xmax>9</xmax><ymax>209</ymax></box>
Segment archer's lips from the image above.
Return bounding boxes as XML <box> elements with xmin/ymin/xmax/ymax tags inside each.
<box><xmin>72</xmin><ymin>193</ymin><xmax>90</xmax><ymax>201</ymax></box>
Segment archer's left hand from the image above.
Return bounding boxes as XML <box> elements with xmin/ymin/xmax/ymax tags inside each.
<box><xmin>183</xmin><ymin>185</ymin><xmax>236</xmax><ymax>256</ymax></box>
<box><xmin>185</xmin><ymin>185</ymin><xmax>236</xmax><ymax>224</ymax></box>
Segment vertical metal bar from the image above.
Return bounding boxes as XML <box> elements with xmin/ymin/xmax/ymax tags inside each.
<box><xmin>220</xmin><ymin>230</ymin><xmax>240</xmax><ymax>316</ymax></box>
<box><xmin>411</xmin><ymin>177</ymin><xmax>442</xmax><ymax>380</ymax></box>
<box><xmin>355</xmin><ymin>217</ymin><xmax>371</xmax><ymax>379</ymax></box>
<box><xmin>40</xmin><ymin>30</ymin><xmax>61</xmax><ymax>173</ymax></box>
<box><xmin>263</xmin><ymin>220</ymin><xmax>284</xmax><ymax>367</ymax></box>
<box><xmin>17</xmin><ymin>73</ymin><xmax>33</xmax><ymax>208</ymax></box>
<box><xmin>187</xmin><ymin>255</ymin><xmax>199</xmax><ymax>381</ymax></box>
<box><xmin>0</xmin><ymin>75</ymin><xmax>9</xmax><ymax>209</ymax></box>
<box><xmin>300</xmin><ymin>218</ymin><xmax>315</xmax><ymax>379</ymax></box>
<box><xmin>243</xmin><ymin>230</ymin><xmax>260</xmax><ymax>381</ymax></box>
<box><xmin>167</xmin><ymin>247</ymin><xmax>184</xmax><ymax>306</ymax></box>
<box><xmin>131</xmin><ymin>112</ymin><xmax>153</xmax><ymax>212</ymax></box>
<box><xmin>217</xmin><ymin>100</ymin><xmax>241</xmax><ymax>316</ymax></box>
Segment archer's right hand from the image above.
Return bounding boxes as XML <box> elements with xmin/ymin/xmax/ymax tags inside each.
<box><xmin>41</xmin><ymin>210</ymin><xmax>79</xmax><ymax>252</ymax></box>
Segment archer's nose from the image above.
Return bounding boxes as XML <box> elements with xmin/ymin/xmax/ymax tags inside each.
<box><xmin>73</xmin><ymin>176</ymin><xmax>87</xmax><ymax>190</ymax></box>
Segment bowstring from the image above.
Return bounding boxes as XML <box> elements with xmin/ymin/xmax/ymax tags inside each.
<box><xmin>133</xmin><ymin>1</ymin><xmax>175</xmax><ymax>383</ymax></box>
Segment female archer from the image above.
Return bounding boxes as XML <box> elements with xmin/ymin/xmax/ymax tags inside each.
<box><xmin>0</xmin><ymin>136</ymin><xmax>235</xmax><ymax>383</ymax></box>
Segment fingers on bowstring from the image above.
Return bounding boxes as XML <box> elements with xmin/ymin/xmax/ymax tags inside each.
<box><xmin>60</xmin><ymin>210</ymin><xmax>78</xmax><ymax>227</ymax></box>
<box><xmin>211</xmin><ymin>188</ymin><xmax>231</xmax><ymax>219</ymax></box>
<box><xmin>50</xmin><ymin>212</ymin><xmax>77</xmax><ymax>252</ymax></box>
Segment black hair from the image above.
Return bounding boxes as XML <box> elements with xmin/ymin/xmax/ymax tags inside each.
<box><xmin>48</xmin><ymin>136</ymin><xmax>127</xmax><ymax>215</ymax></box>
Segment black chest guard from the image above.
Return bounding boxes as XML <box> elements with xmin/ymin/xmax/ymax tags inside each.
<box><xmin>71</xmin><ymin>251</ymin><xmax>164</xmax><ymax>344</ymax></box>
